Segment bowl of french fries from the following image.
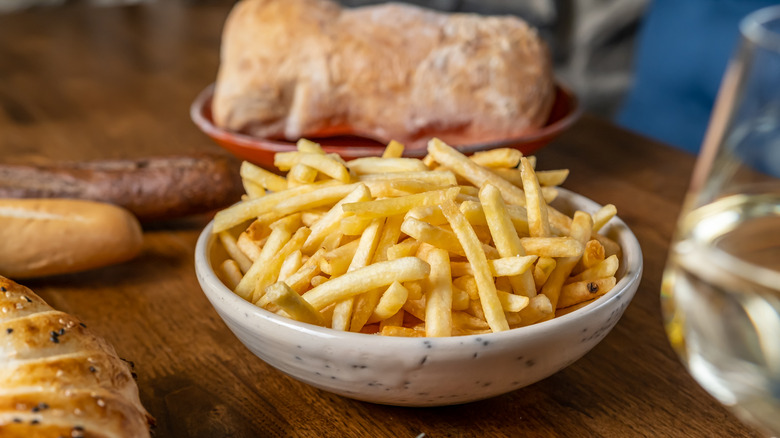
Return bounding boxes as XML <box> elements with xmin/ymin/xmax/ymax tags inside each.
<box><xmin>194</xmin><ymin>138</ymin><xmax>643</xmax><ymax>406</ymax></box>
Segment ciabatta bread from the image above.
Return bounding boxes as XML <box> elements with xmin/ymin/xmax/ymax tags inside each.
<box><xmin>0</xmin><ymin>276</ymin><xmax>154</xmax><ymax>437</ymax></box>
<box><xmin>0</xmin><ymin>199</ymin><xmax>143</xmax><ymax>279</ymax></box>
<box><xmin>213</xmin><ymin>0</ymin><xmax>555</xmax><ymax>150</ymax></box>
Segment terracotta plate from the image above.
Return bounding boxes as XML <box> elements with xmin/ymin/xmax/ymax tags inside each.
<box><xmin>191</xmin><ymin>82</ymin><xmax>581</xmax><ymax>168</ymax></box>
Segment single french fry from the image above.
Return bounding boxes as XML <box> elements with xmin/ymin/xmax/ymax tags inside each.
<box><xmin>338</xmin><ymin>215</ymin><xmax>374</xmax><ymax>235</ymax></box>
<box><xmin>386</xmin><ymin>238</ymin><xmax>421</xmax><ymax>260</ymax></box>
<box><xmin>569</xmin><ymin>254</ymin><xmax>619</xmax><ymax>284</ymax></box>
<box><xmin>349</xmin><ymin>215</ymin><xmax>404</xmax><ymax>331</ymax></box>
<box><xmin>465</xmin><ymin>299</ymin><xmax>486</xmax><ymax>322</ymax></box>
<box><xmin>592</xmin><ymin>202</ymin><xmax>617</xmax><ymax>232</ymax></box>
<box><xmin>236</xmin><ymin>232</ymin><xmax>263</xmax><ymax>261</ymax></box>
<box><xmin>296</xmin><ymin>138</ymin><xmax>325</xmax><ymax>154</ymax></box>
<box><xmin>382</xmin><ymin>140</ymin><xmax>405</xmax><ymax>158</ymax></box>
<box><xmin>406</xmin><ymin>205</ymin><xmax>448</xmax><ymax>225</ymax></box>
<box><xmin>390</xmin><ymin>179</ymin><xmax>453</xmax><ymax>195</ymax></box>
<box><xmin>401</xmin><ymin>298</ymin><xmax>426</xmax><ymax>321</ymax></box>
<box><xmin>519</xmin><ymin>237</ymin><xmax>584</xmax><ymax>258</ymax></box>
<box><xmin>520</xmin><ymin>157</ymin><xmax>551</xmax><ymax>237</ymax></box>
<box><xmin>275</xmin><ymin>151</ymin><xmax>351</xmax><ymax>182</ymax></box>
<box><xmin>533</xmin><ymin>257</ymin><xmax>557</xmax><ymax>290</ymax></box>
<box><xmin>300</xmin><ymin>208</ymin><xmax>328</xmax><ymax>227</ymax></box>
<box><xmin>250</xmin><ymin>226</ymin><xmax>311</xmax><ymax>303</ymax></box>
<box><xmin>557</xmin><ymin>277</ymin><xmax>616</xmax><ymax>309</ymax></box>
<box><xmin>536</xmin><ymin>169</ymin><xmax>570</xmax><ymax>186</ymax></box>
<box><xmin>265</xmin><ymin>282</ymin><xmax>325</xmax><ymax>326</ymax></box>
<box><xmin>497</xmin><ymin>289</ymin><xmax>530</xmax><ymax>312</ymax></box>
<box><xmin>287</xmin><ymin>163</ymin><xmax>318</xmax><ymax>185</ymax></box>
<box><xmin>310</xmin><ymin>275</ymin><xmax>329</xmax><ymax>287</ymax></box>
<box><xmin>489</xmin><ymin>168</ymin><xmax>523</xmax><ymax>188</ymax></box>
<box><xmin>331</xmin><ymin>218</ymin><xmax>383</xmax><ymax>331</ymax></box>
<box><xmin>458</xmin><ymin>185</ymin><xmax>480</xmax><ymax>197</ymax></box>
<box><xmin>240</xmin><ymin>160</ymin><xmax>288</xmax><ymax>192</ymax></box>
<box><xmin>372</xmin><ymin>214</ymin><xmax>404</xmax><ymax>263</ymax></box>
<box><xmin>359</xmin><ymin>170</ymin><xmax>457</xmax><ymax>186</ymax></box>
<box><xmin>302</xmin><ymin>257</ymin><xmax>430</xmax><ymax>311</ymax></box>
<box><xmin>273</xmin><ymin>183</ymin><xmax>360</xmax><ymax>218</ymax></box>
<box><xmin>459</xmin><ymin>200</ymin><xmax>531</xmax><ymax>237</ymax></box>
<box><xmin>452</xmin><ymin>311</ymin><xmax>490</xmax><ymax>330</ymax></box>
<box><xmin>213</xmin><ymin>180</ymin><xmax>341</xmax><ymax>233</ymax></box>
<box><xmin>401</xmin><ymin>217</ymin><xmax>500</xmax><ymax>259</ymax></box>
<box><xmin>440</xmin><ymin>199</ymin><xmax>508</xmax><ymax>333</ymax></box>
<box><xmin>342</xmin><ymin>187</ymin><xmax>459</xmax><ymax>218</ymax></box>
<box><xmin>404</xmin><ymin>280</ymin><xmax>424</xmax><ymax>301</ymax></box>
<box><xmin>541</xmin><ymin>211</ymin><xmax>592</xmax><ymax>312</ymax></box>
<box><xmin>453</xmin><ymin>275</ymin><xmax>479</xmax><ymax>301</ymax></box>
<box><xmin>381</xmin><ymin>326</ymin><xmax>425</xmax><ymax>337</ymax></box>
<box><xmin>242</xmin><ymin>179</ymin><xmax>266</xmax><ymax>199</ymax></box>
<box><xmin>450</xmin><ymin>255</ymin><xmax>538</xmax><ymax>278</ymax></box>
<box><xmin>469</xmin><ymin>148</ymin><xmax>523</xmax><ymax>168</ymax></box>
<box><xmin>219</xmin><ymin>259</ymin><xmax>243</xmax><ymax>290</ymax></box>
<box><xmin>320</xmin><ymin>232</ymin><xmax>344</xmax><ymax>252</ymax></box>
<box><xmin>515</xmin><ymin>294</ymin><xmax>553</xmax><ymax>326</ymax></box>
<box><xmin>479</xmin><ymin>183</ymin><xmax>538</xmax><ymax>297</ymax></box>
<box><xmin>302</xmin><ymin>183</ymin><xmax>371</xmax><ymax>254</ymax></box>
<box><xmin>555</xmin><ymin>299</ymin><xmax>597</xmax><ymax>317</ymax></box>
<box><xmin>278</xmin><ymin>250</ymin><xmax>303</xmax><ymax>282</ymax></box>
<box><xmin>379</xmin><ymin>309</ymin><xmax>405</xmax><ymax>329</ymax></box>
<box><xmin>218</xmin><ymin>231</ymin><xmax>252</xmax><ymax>274</ymax></box>
<box><xmin>320</xmin><ymin>239</ymin><xmax>361</xmax><ymax>276</ymax></box>
<box><xmin>422</xmin><ymin>154</ymin><xmax>437</xmax><ymax>169</ymax></box>
<box><xmin>427</xmin><ymin>138</ymin><xmax>527</xmax><ymax>206</ymax></box>
<box><xmin>347</xmin><ymin>157</ymin><xmax>428</xmax><ymax>174</ymax></box>
<box><xmin>573</xmin><ymin>239</ymin><xmax>607</xmax><ymax>274</ymax></box>
<box><xmin>234</xmin><ymin>220</ymin><xmax>296</xmax><ymax>300</ymax></box>
<box><xmin>370</xmin><ymin>281</ymin><xmax>409</xmax><ymax>323</ymax></box>
<box><xmin>452</xmin><ymin>285</ymin><xmax>470</xmax><ymax>311</ymax></box>
<box><xmin>420</xmin><ymin>246</ymin><xmax>453</xmax><ymax>337</ymax></box>
<box><xmin>283</xmin><ymin>248</ymin><xmax>325</xmax><ymax>293</ymax></box>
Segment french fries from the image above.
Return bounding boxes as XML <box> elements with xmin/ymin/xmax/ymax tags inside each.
<box><xmin>213</xmin><ymin>139</ymin><xmax>623</xmax><ymax>336</ymax></box>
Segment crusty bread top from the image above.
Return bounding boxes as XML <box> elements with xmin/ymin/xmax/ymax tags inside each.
<box><xmin>213</xmin><ymin>0</ymin><xmax>555</xmax><ymax>149</ymax></box>
<box><xmin>0</xmin><ymin>276</ymin><xmax>154</xmax><ymax>437</ymax></box>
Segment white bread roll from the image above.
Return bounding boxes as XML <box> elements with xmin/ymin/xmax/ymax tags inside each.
<box><xmin>0</xmin><ymin>199</ymin><xmax>143</xmax><ymax>279</ymax></box>
<box><xmin>0</xmin><ymin>275</ymin><xmax>154</xmax><ymax>436</ymax></box>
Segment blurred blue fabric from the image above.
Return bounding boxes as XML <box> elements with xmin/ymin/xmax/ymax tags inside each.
<box><xmin>616</xmin><ymin>0</ymin><xmax>778</xmax><ymax>154</ymax></box>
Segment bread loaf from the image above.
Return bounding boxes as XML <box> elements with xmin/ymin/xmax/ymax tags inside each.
<box><xmin>0</xmin><ymin>276</ymin><xmax>154</xmax><ymax>437</ymax></box>
<box><xmin>0</xmin><ymin>199</ymin><xmax>143</xmax><ymax>279</ymax></box>
<box><xmin>213</xmin><ymin>0</ymin><xmax>555</xmax><ymax>150</ymax></box>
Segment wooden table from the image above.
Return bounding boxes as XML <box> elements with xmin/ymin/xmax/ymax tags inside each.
<box><xmin>0</xmin><ymin>2</ymin><xmax>761</xmax><ymax>437</ymax></box>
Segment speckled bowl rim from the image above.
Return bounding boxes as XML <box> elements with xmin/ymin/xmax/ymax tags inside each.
<box><xmin>195</xmin><ymin>187</ymin><xmax>643</xmax><ymax>347</ymax></box>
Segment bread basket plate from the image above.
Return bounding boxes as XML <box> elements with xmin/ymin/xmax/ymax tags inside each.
<box><xmin>191</xmin><ymin>82</ymin><xmax>581</xmax><ymax>168</ymax></box>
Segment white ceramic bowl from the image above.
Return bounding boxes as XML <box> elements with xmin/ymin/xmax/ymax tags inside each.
<box><xmin>194</xmin><ymin>188</ymin><xmax>643</xmax><ymax>407</ymax></box>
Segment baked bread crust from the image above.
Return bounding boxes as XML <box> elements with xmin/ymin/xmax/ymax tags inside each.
<box><xmin>0</xmin><ymin>276</ymin><xmax>154</xmax><ymax>437</ymax></box>
<box><xmin>213</xmin><ymin>0</ymin><xmax>555</xmax><ymax>149</ymax></box>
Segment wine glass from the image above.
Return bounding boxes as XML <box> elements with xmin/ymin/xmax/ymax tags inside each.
<box><xmin>660</xmin><ymin>5</ymin><xmax>780</xmax><ymax>437</ymax></box>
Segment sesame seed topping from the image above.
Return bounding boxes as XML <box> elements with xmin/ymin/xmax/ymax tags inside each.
<box><xmin>6</xmin><ymin>328</ymin><xmax>12</xmax><ymax>334</ymax></box>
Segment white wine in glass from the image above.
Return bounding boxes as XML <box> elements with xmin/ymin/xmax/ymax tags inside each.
<box><xmin>661</xmin><ymin>5</ymin><xmax>780</xmax><ymax>437</ymax></box>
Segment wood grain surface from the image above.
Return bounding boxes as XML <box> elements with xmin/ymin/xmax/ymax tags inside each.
<box><xmin>0</xmin><ymin>1</ymin><xmax>762</xmax><ymax>437</ymax></box>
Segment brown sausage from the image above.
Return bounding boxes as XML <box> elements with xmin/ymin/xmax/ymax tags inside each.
<box><xmin>0</xmin><ymin>153</ymin><xmax>244</xmax><ymax>222</ymax></box>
